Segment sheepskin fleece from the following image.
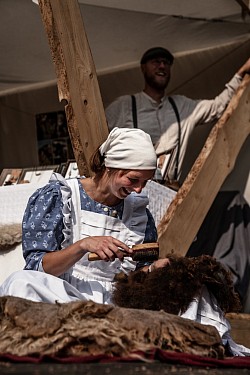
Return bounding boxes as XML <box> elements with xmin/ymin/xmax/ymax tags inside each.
<box><xmin>0</xmin><ymin>224</ymin><xmax>22</xmax><ymax>251</ymax></box>
<box><xmin>113</xmin><ymin>254</ymin><xmax>241</xmax><ymax>315</ymax></box>
<box><xmin>0</xmin><ymin>296</ymin><xmax>224</xmax><ymax>359</ymax></box>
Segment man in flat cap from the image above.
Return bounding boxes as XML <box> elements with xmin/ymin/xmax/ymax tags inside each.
<box><xmin>105</xmin><ymin>46</ymin><xmax>250</xmax><ymax>188</ymax></box>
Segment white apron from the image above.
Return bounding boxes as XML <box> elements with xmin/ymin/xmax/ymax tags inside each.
<box><xmin>60</xmin><ymin>177</ymin><xmax>149</xmax><ymax>304</ymax></box>
<box><xmin>0</xmin><ymin>176</ymin><xmax>149</xmax><ymax>305</ymax></box>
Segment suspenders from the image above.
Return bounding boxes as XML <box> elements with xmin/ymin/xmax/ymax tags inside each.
<box><xmin>131</xmin><ymin>95</ymin><xmax>138</xmax><ymax>128</ymax></box>
<box><xmin>168</xmin><ymin>97</ymin><xmax>181</xmax><ymax>182</ymax></box>
<box><xmin>131</xmin><ymin>95</ymin><xmax>181</xmax><ymax>181</ymax></box>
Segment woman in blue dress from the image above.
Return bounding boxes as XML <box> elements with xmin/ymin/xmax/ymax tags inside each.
<box><xmin>0</xmin><ymin>127</ymin><xmax>168</xmax><ymax>303</ymax></box>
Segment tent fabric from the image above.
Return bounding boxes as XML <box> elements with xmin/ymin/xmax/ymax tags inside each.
<box><xmin>0</xmin><ymin>0</ymin><xmax>249</xmax><ymax>201</ymax></box>
<box><xmin>0</xmin><ymin>0</ymin><xmax>249</xmax><ymax>94</ymax></box>
<box><xmin>187</xmin><ymin>191</ymin><xmax>250</xmax><ymax>312</ymax></box>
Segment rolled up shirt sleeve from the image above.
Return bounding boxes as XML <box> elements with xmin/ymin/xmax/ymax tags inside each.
<box><xmin>185</xmin><ymin>73</ymin><xmax>243</xmax><ymax>125</ymax></box>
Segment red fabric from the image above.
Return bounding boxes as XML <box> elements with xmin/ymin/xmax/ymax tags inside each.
<box><xmin>1</xmin><ymin>349</ymin><xmax>250</xmax><ymax>368</ymax></box>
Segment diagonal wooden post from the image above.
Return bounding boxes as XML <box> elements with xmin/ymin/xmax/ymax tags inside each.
<box><xmin>38</xmin><ymin>0</ymin><xmax>109</xmax><ymax>176</ymax></box>
<box><xmin>158</xmin><ymin>75</ymin><xmax>250</xmax><ymax>258</ymax></box>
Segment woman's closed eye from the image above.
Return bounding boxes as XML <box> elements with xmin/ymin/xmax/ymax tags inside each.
<box><xmin>129</xmin><ymin>178</ymin><xmax>148</xmax><ymax>189</ymax></box>
<box><xmin>128</xmin><ymin>178</ymin><xmax>139</xmax><ymax>184</ymax></box>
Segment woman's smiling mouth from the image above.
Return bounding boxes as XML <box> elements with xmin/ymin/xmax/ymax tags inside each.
<box><xmin>121</xmin><ymin>187</ymin><xmax>131</xmax><ymax>196</ymax></box>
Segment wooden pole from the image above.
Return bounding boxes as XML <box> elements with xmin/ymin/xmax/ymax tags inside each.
<box><xmin>38</xmin><ymin>0</ymin><xmax>109</xmax><ymax>176</ymax></box>
<box><xmin>158</xmin><ymin>75</ymin><xmax>250</xmax><ymax>258</ymax></box>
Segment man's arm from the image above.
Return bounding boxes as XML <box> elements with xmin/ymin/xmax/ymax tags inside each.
<box><xmin>237</xmin><ymin>57</ymin><xmax>250</xmax><ymax>78</ymax></box>
<box><xmin>185</xmin><ymin>58</ymin><xmax>250</xmax><ymax>126</ymax></box>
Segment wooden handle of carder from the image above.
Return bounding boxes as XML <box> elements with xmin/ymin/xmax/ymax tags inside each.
<box><xmin>88</xmin><ymin>242</ymin><xmax>159</xmax><ymax>261</ymax></box>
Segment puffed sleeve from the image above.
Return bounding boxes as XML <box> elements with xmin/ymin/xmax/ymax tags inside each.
<box><xmin>22</xmin><ymin>181</ymin><xmax>64</xmax><ymax>271</ymax></box>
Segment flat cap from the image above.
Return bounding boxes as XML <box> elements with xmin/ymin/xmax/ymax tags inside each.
<box><xmin>140</xmin><ymin>47</ymin><xmax>174</xmax><ymax>65</ymax></box>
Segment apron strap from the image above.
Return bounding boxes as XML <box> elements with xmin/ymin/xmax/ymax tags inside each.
<box><xmin>65</xmin><ymin>178</ymin><xmax>81</xmax><ymax>242</ymax></box>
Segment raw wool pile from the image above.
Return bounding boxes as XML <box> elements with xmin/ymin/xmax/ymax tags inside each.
<box><xmin>113</xmin><ymin>254</ymin><xmax>241</xmax><ymax>315</ymax></box>
<box><xmin>0</xmin><ymin>296</ymin><xmax>224</xmax><ymax>359</ymax></box>
<box><xmin>0</xmin><ymin>223</ymin><xmax>22</xmax><ymax>251</ymax></box>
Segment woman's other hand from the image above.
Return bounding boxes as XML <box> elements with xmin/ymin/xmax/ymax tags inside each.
<box><xmin>151</xmin><ymin>258</ymin><xmax>170</xmax><ymax>270</ymax></box>
<box><xmin>141</xmin><ymin>258</ymin><xmax>170</xmax><ymax>273</ymax></box>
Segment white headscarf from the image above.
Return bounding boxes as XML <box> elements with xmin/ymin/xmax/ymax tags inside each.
<box><xmin>99</xmin><ymin>127</ymin><xmax>157</xmax><ymax>170</ymax></box>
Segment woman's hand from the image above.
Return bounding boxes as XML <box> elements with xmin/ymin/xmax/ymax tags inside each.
<box><xmin>140</xmin><ymin>258</ymin><xmax>170</xmax><ymax>273</ymax></box>
<box><xmin>150</xmin><ymin>258</ymin><xmax>170</xmax><ymax>271</ymax></box>
<box><xmin>42</xmin><ymin>236</ymin><xmax>132</xmax><ymax>276</ymax></box>
<box><xmin>238</xmin><ymin>57</ymin><xmax>250</xmax><ymax>78</ymax></box>
<box><xmin>79</xmin><ymin>236</ymin><xmax>133</xmax><ymax>261</ymax></box>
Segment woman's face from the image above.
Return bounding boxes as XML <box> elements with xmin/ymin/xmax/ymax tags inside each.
<box><xmin>109</xmin><ymin>169</ymin><xmax>155</xmax><ymax>199</ymax></box>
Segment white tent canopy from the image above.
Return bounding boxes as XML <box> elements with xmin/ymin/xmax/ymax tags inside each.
<box><xmin>0</xmin><ymin>0</ymin><xmax>249</xmax><ymax>200</ymax></box>
<box><xmin>1</xmin><ymin>0</ymin><xmax>250</xmax><ymax>94</ymax></box>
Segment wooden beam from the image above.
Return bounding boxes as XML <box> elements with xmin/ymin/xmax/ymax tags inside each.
<box><xmin>226</xmin><ymin>313</ymin><xmax>250</xmax><ymax>348</ymax></box>
<box><xmin>38</xmin><ymin>0</ymin><xmax>109</xmax><ymax>176</ymax></box>
<box><xmin>158</xmin><ymin>75</ymin><xmax>250</xmax><ymax>258</ymax></box>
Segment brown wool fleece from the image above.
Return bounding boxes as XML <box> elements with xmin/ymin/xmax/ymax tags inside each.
<box><xmin>112</xmin><ymin>254</ymin><xmax>241</xmax><ymax>315</ymax></box>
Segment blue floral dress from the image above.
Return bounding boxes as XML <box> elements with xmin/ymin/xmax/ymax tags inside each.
<box><xmin>22</xmin><ymin>177</ymin><xmax>157</xmax><ymax>271</ymax></box>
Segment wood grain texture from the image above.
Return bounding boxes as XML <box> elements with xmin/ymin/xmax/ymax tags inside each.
<box><xmin>38</xmin><ymin>0</ymin><xmax>109</xmax><ymax>176</ymax></box>
<box><xmin>226</xmin><ymin>313</ymin><xmax>250</xmax><ymax>348</ymax></box>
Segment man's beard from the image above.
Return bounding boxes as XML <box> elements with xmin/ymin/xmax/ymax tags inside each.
<box><xmin>144</xmin><ymin>72</ymin><xmax>170</xmax><ymax>91</ymax></box>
